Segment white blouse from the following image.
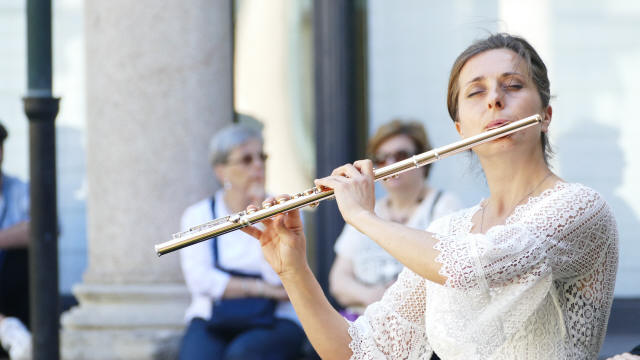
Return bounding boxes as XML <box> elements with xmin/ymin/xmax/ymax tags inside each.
<box><xmin>179</xmin><ymin>191</ymin><xmax>298</xmax><ymax>324</ymax></box>
<box><xmin>347</xmin><ymin>182</ymin><xmax>618</xmax><ymax>359</ymax></box>
<box><xmin>335</xmin><ymin>189</ymin><xmax>462</xmax><ymax>285</ymax></box>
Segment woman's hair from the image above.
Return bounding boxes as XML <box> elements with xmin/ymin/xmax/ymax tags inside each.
<box><xmin>209</xmin><ymin>122</ymin><xmax>263</xmax><ymax>167</ymax></box>
<box><xmin>446</xmin><ymin>33</ymin><xmax>552</xmax><ymax>163</ymax></box>
<box><xmin>367</xmin><ymin>119</ymin><xmax>433</xmax><ymax>178</ymax></box>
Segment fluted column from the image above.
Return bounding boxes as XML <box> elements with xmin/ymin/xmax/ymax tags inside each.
<box><xmin>61</xmin><ymin>1</ymin><xmax>233</xmax><ymax>358</ymax></box>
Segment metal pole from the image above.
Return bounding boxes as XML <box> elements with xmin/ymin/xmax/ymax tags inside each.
<box><xmin>23</xmin><ymin>0</ymin><xmax>60</xmax><ymax>358</ymax></box>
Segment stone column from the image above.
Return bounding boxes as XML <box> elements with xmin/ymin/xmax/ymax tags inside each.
<box><xmin>61</xmin><ymin>1</ymin><xmax>233</xmax><ymax>359</ymax></box>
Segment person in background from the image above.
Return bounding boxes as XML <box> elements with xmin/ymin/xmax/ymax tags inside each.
<box><xmin>0</xmin><ymin>122</ymin><xmax>31</xmax><ymax>360</ymax></box>
<box><xmin>178</xmin><ymin>121</ymin><xmax>305</xmax><ymax>360</ymax></box>
<box><xmin>329</xmin><ymin>120</ymin><xmax>461</xmax><ymax>320</ymax></box>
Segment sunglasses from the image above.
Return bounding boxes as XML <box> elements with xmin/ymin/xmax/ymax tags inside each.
<box><xmin>372</xmin><ymin>150</ymin><xmax>415</xmax><ymax>167</ymax></box>
<box><xmin>226</xmin><ymin>152</ymin><xmax>268</xmax><ymax>166</ymax></box>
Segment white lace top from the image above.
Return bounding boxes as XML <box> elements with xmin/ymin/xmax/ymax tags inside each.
<box><xmin>347</xmin><ymin>182</ymin><xmax>618</xmax><ymax>359</ymax></box>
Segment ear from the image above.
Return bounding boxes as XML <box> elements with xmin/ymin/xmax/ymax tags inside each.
<box><xmin>454</xmin><ymin>121</ymin><xmax>462</xmax><ymax>136</ymax></box>
<box><xmin>541</xmin><ymin>105</ymin><xmax>552</xmax><ymax>133</ymax></box>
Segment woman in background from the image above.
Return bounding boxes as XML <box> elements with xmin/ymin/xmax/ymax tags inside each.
<box><xmin>329</xmin><ymin>120</ymin><xmax>461</xmax><ymax>319</ymax></box>
<box><xmin>178</xmin><ymin>122</ymin><xmax>304</xmax><ymax>360</ymax></box>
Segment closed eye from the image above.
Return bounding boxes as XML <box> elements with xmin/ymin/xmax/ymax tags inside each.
<box><xmin>467</xmin><ymin>87</ymin><xmax>485</xmax><ymax>98</ymax></box>
<box><xmin>504</xmin><ymin>84</ymin><xmax>523</xmax><ymax>90</ymax></box>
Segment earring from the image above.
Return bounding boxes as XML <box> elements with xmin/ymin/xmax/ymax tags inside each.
<box><xmin>223</xmin><ymin>180</ymin><xmax>232</xmax><ymax>190</ymax></box>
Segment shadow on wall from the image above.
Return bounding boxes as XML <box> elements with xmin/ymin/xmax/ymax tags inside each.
<box><xmin>555</xmin><ymin>120</ymin><xmax>640</xmax><ymax>357</ymax></box>
<box><xmin>555</xmin><ymin>119</ymin><xmax>639</xmax><ymax>255</ymax></box>
<box><xmin>555</xmin><ymin>119</ymin><xmax>639</xmax><ymax>285</ymax></box>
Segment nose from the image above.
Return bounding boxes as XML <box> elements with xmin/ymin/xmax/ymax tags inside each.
<box><xmin>487</xmin><ymin>86</ymin><xmax>504</xmax><ymax>110</ymax></box>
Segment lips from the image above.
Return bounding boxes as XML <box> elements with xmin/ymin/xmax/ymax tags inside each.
<box><xmin>485</xmin><ymin>119</ymin><xmax>511</xmax><ymax>130</ymax></box>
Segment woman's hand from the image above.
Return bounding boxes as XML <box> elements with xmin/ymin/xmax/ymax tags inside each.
<box><xmin>314</xmin><ymin>160</ymin><xmax>376</xmax><ymax>227</ymax></box>
<box><xmin>241</xmin><ymin>195</ymin><xmax>308</xmax><ymax>278</ymax></box>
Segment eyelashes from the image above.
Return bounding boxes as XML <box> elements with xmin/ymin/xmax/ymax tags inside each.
<box><xmin>466</xmin><ymin>83</ymin><xmax>523</xmax><ymax>98</ymax></box>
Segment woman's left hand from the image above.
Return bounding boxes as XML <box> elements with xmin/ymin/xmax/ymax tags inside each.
<box><xmin>314</xmin><ymin>160</ymin><xmax>376</xmax><ymax>226</ymax></box>
<box><xmin>241</xmin><ymin>195</ymin><xmax>309</xmax><ymax>278</ymax></box>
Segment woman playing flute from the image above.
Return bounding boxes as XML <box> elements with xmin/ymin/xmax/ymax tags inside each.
<box><xmin>242</xmin><ymin>33</ymin><xmax>618</xmax><ymax>359</ymax></box>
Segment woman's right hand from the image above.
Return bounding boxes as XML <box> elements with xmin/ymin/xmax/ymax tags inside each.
<box><xmin>314</xmin><ymin>160</ymin><xmax>376</xmax><ymax>227</ymax></box>
<box><xmin>241</xmin><ymin>195</ymin><xmax>309</xmax><ymax>278</ymax></box>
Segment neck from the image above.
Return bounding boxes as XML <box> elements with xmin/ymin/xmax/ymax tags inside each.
<box><xmin>223</xmin><ymin>189</ymin><xmax>250</xmax><ymax>214</ymax></box>
<box><xmin>388</xmin><ymin>182</ymin><xmax>427</xmax><ymax>210</ymax></box>
<box><xmin>480</xmin><ymin>151</ymin><xmax>551</xmax><ymax>217</ymax></box>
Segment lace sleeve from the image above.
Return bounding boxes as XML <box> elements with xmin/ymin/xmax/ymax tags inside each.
<box><xmin>348</xmin><ymin>268</ymin><xmax>432</xmax><ymax>360</ymax></box>
<box><xmin>542</xmin><ymin>186</ymin><xmax>617</xmax><ymax>279</ymax></box>
<box><xmin>434</xmin><ymin>183</ymin><xmax>618</xmax><ymax>290</ymax></box>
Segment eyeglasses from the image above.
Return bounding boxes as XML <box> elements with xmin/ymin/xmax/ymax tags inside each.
<box><xmin>372</xmin><ymin>150</ymin><xmax>414</xmax><ymax>167</ymax></box>
<box><xmin>226</xmin><ymin>152</ymin><xmax>268</xmax><ymax>166</ymax></box>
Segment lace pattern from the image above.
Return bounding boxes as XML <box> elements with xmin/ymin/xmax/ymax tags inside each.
<box><xmin>349</xmin><ymin>268</ymin><xmax>432</xmax><ymax>359</ymax></box>
<box><xmin>347</xmin><ymin>183</ymin><xmax>618</xmax><ymax>359</ymax></box>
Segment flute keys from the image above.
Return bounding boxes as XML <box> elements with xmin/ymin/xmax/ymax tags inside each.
<box><xmin>277</xmin><ymin>197</ymin><xmax>288</xmax><ymax>204</ymax></box>
<box><xmin>308</xmin><ymin>201</ymin><xmax>320</xmax><ymax>208</ymax></box>
<box><xmin>304</xmin><ymin>188</ymin><xmax>315</xmax><ymax>196</ymax></box>
<box><xmin>229</xmin><ymin>212</ymin><xmax>244</xmax><ymax>223</ymax></box>
<box><xmin>246</xmin><ymin>207</ymin><xmax>257</xmax><ymax>214</ymax></box>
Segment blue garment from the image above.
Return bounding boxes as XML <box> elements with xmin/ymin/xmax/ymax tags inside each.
<box><xmin>0</xmin><ymin>173</ymin><xmax>30</xmax><ymax>267</ymax></box>
<box><xmin>0</xmin><ymin>173</ymin><xmax>31</xmax><ymax>352</ymax></box>
<box><xmin>0</xmin><ymin>174</ymin><xmax>29</xmax><ymax>225</ymax></box>
<box><xmin>178</xmin><ymin>317</ymin><xmax>305</xmax><ymax>360</ymax></box>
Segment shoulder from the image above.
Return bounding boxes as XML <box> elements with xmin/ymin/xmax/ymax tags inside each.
<box><xmin>543</xmin><ymin>182</ymin><xmax>610</xmax><ymax>215</ymax></box>
<box><xmin>532</xmin><ymin>182</ymin><xmax>617</xmax><ymax>237</ymax></box>
<box><xmin>182</xmin><ymin>198</ymin><xmax>212</xmax><ymax>216</ymax></box>
<box><xmin>2</xmin><ymin>174</ymin><xmax>29</xmax><ymax>193</ymax></box>
<box><xmin>180</xmin><ymin>198</ymin><xmax>213</xmax><ymax>229</ymax></box>
<box><xmin>2</xmin><ymin>175</ymin><xmax>29</xmax><ymax>210</ymax></box>
<box><xmin>427</xmin><ymin>206</ymin><xmax>475</xmax><ymax>233</ymax></box>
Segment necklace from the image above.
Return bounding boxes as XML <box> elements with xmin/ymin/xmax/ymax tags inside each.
<box><xmin>480</xmin><ymin>172</ymin><xmax>553</xmax><ymax>233</ymax></box>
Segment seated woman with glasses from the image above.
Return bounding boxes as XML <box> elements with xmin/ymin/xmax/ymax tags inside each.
<box><xmin>178</xmin><ymin>121</ymin><xmax>305</xmax><ymax>360</ymax></box>
<box><xmin>329</xmin><ymin>120</ymin><xmax>462</xmax><ymax>320</ymax></box>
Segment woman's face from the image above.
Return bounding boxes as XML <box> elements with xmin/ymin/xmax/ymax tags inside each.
<box><xmin>455</xmin><ymin>48</ymin><xmax>551</xmax><ymax>158</ymax></box>
<box><xmin>215</xmin><ymin>138</ymin><xmax>266</xmax><ymax>199</ymax></box>
<box><xmin>373</xmin><ymin>134</ymin><xmax>424</xmax><ymax>193</ymax></box>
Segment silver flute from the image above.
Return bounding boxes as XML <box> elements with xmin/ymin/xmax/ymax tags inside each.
<box><xmin>155</xmin><ymin>114</ymin><xmax>542</xmax><ymax>256</ymax></box>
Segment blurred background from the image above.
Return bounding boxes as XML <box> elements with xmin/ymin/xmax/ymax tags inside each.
<box><xmin>1</xmin><ymin>0</ymin><xmax>638</xmax><ymax>358</ymax></box>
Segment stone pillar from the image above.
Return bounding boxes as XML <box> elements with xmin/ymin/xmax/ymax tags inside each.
<box><xmin>61</xmin><ymin>1</ymin><xmax>233</xmax><ymax>359</ymax></box>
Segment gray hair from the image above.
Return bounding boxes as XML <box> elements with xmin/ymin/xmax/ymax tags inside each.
<box><xmin>209</xmin><ymin>123</ymin><xmax>263</xmax><ymax>167</ymax></box>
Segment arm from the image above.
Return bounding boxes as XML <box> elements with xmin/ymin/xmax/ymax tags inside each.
<box><xmin>282</xmin><ymin>265</ymin><xmax>352</xmax><ymax>359</ymax></box>
<box><xmin>244</xmin><ymin>195</ymin><xmax>434</xmax><ymax>359</ymax></box>
<box><xmin>242</xmin><ymin>207</ymin><xmax>352</xmax><ymax>359</ymax></box>
<box><xmin>222</xmin><ymin>276</ymin><xmax>288</xmax><ymax>301</ymax></box>
<box><xmin>0</xmin><ymin>221</ymin><xmax>29</xmax><ymax>249</ymax></box>
<box><xmin>315</xmin><ymin>160</ymin><xmax>446</xmax><ymax>285</ymax></box>
<box><xmin>351</xmin><ymin>213</ymin><xmax>446</xmax><ymax>285</ymax></box>
<box><xmin>329</xmin><ymin>255</ymin><xmax>387</xmax><ymax>308</ymax></box>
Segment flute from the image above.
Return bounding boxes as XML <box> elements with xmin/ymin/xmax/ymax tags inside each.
<box><xmin>155</xmin><ymin>114</ymin><xmax>542</xmax><ymax>256</ymax></box>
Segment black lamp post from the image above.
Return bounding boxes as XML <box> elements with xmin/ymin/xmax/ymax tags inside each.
<box><xmin>23</xmin><ymin>0</ymin><xmax>60</xmax><ymax>358</ymax></box>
